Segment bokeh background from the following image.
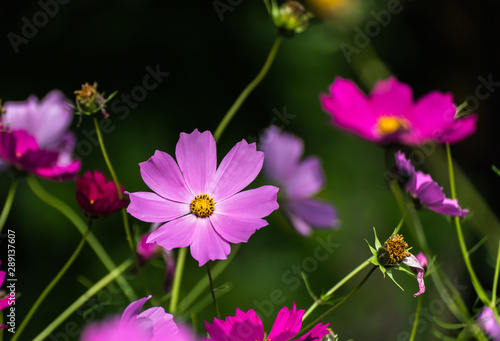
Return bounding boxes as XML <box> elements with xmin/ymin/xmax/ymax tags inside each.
<box><xmin>1</xmin><ymin>0</ymin><xmax>500</xmax><ymax>340</ymax></box>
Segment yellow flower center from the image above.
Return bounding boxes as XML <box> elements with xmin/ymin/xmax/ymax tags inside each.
<box><xmin>384</xmin><ymin>234</ymin><xmax>411</xmax><ymax>263</ymax></box>
<box><xmin>377</xmin><ymin>116</ymin><xmax>408</xmax><ymax>135</ymax></box>
<box><xmin>74</xmin><ymin>82</ymin><xmax>98</xmax><ymax>104</ymax></box>
<box><xmin>190</xmin><ymin>194</ymin><xmax>215</xmax><ymax>218</ymax></box>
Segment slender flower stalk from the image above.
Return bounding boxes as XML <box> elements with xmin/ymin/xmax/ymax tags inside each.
<box><xmin>26</xmin><ymin>176</ymin><xmax>136</xmax><ymax>301</ymax></box>
<box><xmin>169</xmin><ymin>247</ymin><xmax>187</xmax><ymax>314</ymax></box>
<box><xmin>214</xmin><ymin>36</ymin><xmax>282</xmax><ymax>142</ymax></box>
<box><xmin>33</xmin><ymin>259</ymin><xmax>133</xmax><ymax>341</ymax></box>
<box><xmin>409</xmin><ymin>295</ymin><xmax>423</xmax><ymax>341</ymax></box>
<box><xmin>492</xmin><ymin>238</ymin><xmax>500</xmax><ymax>307</ymax></box>
<box><xmin>11</xmin><ymin>224</ymin><xmax>91</xmax><ymax>341</ymax></box>
<box><xmin>207</xmin><ymin>262</ymin><xmax>220</xmax><ymax>319</ymax></box>
<box><xmin>302</xmin><ymin>256</ymin><xmax>373</xmax><ymax>321</ymax></box>
<box><xmin>0</xmin><ymin>179</ymin><xmax>17</xmax><ymax>234</ymax></box>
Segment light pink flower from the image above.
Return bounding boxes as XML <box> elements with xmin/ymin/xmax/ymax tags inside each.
<box><xmin>321</xmin><ymin>77</ymin><xmax>477</xmax><ymax>145</ymax></box>
<box><xmin>477</xmin><ymin>307</ymin><xmax>500</xmax><ymax>340</ymax></box>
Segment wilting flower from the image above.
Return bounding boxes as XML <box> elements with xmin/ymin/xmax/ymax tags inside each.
<box><xmin>204</xmin><ymin>303</ymin><xmax>329</xmax><ymax>341</ymax></box>
<box><xmin>76</xmin><ymin>170</ymin><xmax>129</xmax><ymax>218</ymax></box>
<box><xmin>260</xmin><ymin>126</ymin><xmax>338</xmax><ymax>236</ymax></box>
<box><xmin>127</xmin><ymin>129</ymin><xmax>279</xmax><ymax>266</ymax></box>
<box><xmin>415</xmin><ymin>252</ymin><xmax>428</xmax><ymax>272</ymax></box>
<box><xmin>394</xmin><ymin>151</ymin><xmax>469</xmax><ymax>218</ymax></box>
<box><xmin>477</xmin><ymin>307</ymin><xmax>500</xmax><ymax>341</ymax></box>
<box><xmin>80</xmin><ymin>295</ymin><xmax>178</xmax><ymax>341</ymax></box>
<box><xmin>321</xmin><ymin>77</ymin><xmax>477</xmax><ymax>145</ymax></box>
<box><xmin>0</xmin><ymin>91</ymin><xmax>81</xmax><ymax>180</ymax></box>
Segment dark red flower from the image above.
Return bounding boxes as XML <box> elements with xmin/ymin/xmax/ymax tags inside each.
<box><xmin>76</xmin><ymin>170</ymin><xmax>129</xmax><ymax>217</ymax></box>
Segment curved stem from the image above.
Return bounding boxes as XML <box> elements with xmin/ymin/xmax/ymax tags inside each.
<box><xmin>300</xmin><ymin>266</ymin><xmax>377</xmax><ymax>334</ymax></box>
<box><xmin>492</xmin><ymin>238</ymin><xmax>500</xmax><ymax>306</ymax></box>
<box><xmin>409</xmin><ymin>294</ymin><xmax>422</xmax><ymax>341</ymax></box>
<box><xmin>33</xmin><ymin>259</ymin><xmax>133</xmax><ymax>341</ymax></box>
<box><xmin>213</xmin><ymin>36</ymin><xmax>282</xmax><ymax>142</ymax></box>
<box><xmin>207</xmin><ymin>262</ymin><xmax>220</xmax><ymax>319</ymax></box>
<box><xmin>12</xmin><ymin>225</ymin><xmax>91</xmax><ymax>341</ymax></box>
<box><xmin>169</xmin><ymin>247</ymin><xmax>187</xmax><ymax>314</ymax></box>
<box><xmin>0</xmin><ymin>179</ymin><xmax>18</xmax><ymax>234</ymax></box>
<box><xmin>26</xmin><ymin>176</ymin><xmax>136</xmax><ymax>301</ymax></box>
<box><xmin>302</xmin><ymin>257</ymin><xmax>372</xmax><ymax>321</ymax></box>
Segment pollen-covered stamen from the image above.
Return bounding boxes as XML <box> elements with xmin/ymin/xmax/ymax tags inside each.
<box><xmin>384</xmin><ymin>234</ymin><xmax>411</xmax><ymax>263</ymax></box>
<box><xmin>377</xmin><ymin>116</ymin><xmax>409</xmax><ymax>135</ymax></box>
<box><xmin>74</xmin><ymin>83</ymin><xmax>98</xmax><ymax>104</ymax></box>
<box><xmin>190</xmin><ymin>194</ymin><xmax>215</xmax><ymax>218</ymax></box>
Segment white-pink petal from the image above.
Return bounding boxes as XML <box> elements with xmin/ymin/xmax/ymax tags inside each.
<box><xmin>216</xmin><ymin>186</ymin><xmax>279</xmax><ymax>218</ymax></box>
<box><xmin>127</xmin><ymin>192</ymin><xmax>189</xmax><ymax>223</ymax></box>
<box><xmin>209</xmin><ymin>213</ymin><xmax>268</xmax><ymax>244</ymax></box>
<box><xmin>147</xmin><ymin>215</ymin><xmax>198</xmax><ymax>250</ymax></box>
<box><xmin>189</xmin><ymin>219</ymin><xmax>231</xmax><ymax>266</ymax></box>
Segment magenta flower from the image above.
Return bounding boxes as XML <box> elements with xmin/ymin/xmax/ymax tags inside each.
<box><xmin>395</xmin><ymin>151</ymin><xmax>469</xmax><ymax>218</ymax></box>
<box><xmin>127</xmin><ymin>129</ymin><xmax>279</xmax><ymax>266</ymax></box>
<box><xmin>76</xmin><ymin>170</ymin><xmax>129</xmax><ymax>218</ymax></box>
<box><xmin>321</xmin><ymin>77</ymin><xmax>477</xmax><ymax>145</ymax></box>
<box><xmin>477</xmin><ymin>307</ymin><xmax>500</xmax><ymax>340</ymax></box>
<box><xmin>260</xmin><ymin>127</ymin><xmax>338</xmax><ymax>236</ymax></box>
<box><xmin>203</xmin><ymin>303</ymin><xmax>329</xmax><ymax>341</ymax></box>
<box><xmin>80</xmin><ymin>295</ymin><xmax>178</xmax><ymax>341</ymax></box>
<box><xmin>0</xmin><ymin>91</ymin><xmax>81</xmax><ymax>180</ymax></box>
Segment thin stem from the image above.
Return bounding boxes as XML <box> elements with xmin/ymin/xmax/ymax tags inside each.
<box><xmin>213</xmin><ymin>36</ymin><xmax>282</xmax><ymax>142</ymax></box>
<box><xmin>207</xmin><ymin>262</ymin><xmax>220</xmax><ymax>318</ymax></box>
<box><xmin>492</xmin><ymin>238</ymin><xmax>500</xmax><ymax>306</ymax></box>
<box><xmin>446</xmin><ymin>143</ymin><xmax>490</xmax><ymax>306</ymax></box>
<box><xmin>33</xmin><ymin>259</ymin><xmax>133</xmax><ymax>341</ymax></box>
<box><xmin>0</xmin><ymin>179</ymin><xmax>18</xmax><ymax>234</ymax></box>
<box><xmin>300</xmin><ymin>266</ymin><xmax>377</xmax><ymax>334</ymax></box>
<box><xmin>26</xmin><ymin>177</ymin><xmax>136</xmax><ymax>301</ymax></box>
<box><xmin>12</xmin><ymin>225</ymin><xmax>91</xmax><ymax>341</ymax></box>
<box><xmin>302</xmin><ymin>257</ymin><xmax>373</xmax><ymax>321</ymax></box>
<box><xmin>169</xmin><ymin>247</ymin><xmax>187</xmax><ymax>314</ymax></box>
<box><xmin>409</xmin><ymin>294</ymin><xmax>423</xmax><ymax>341</ymax></box>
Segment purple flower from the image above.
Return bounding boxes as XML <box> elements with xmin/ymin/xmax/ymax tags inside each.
<box><xmin>394</xmin><ymin>151</ymin><xmax>469</xmax><ymax>218</ymax></box>
<box><xmin>477</xmin><ymin>307</ymin><xmax>500</xmax><ymax>340</ymax></box>
<box><xmin>0</xmin><ymin>91</ymin><xmax>81</xmax><ymax>180</ymax></box>
<box><xmin>321</xmin><ymin>77</ymin><xmax>477</xmax><ymax>145</ymax></box>
<box><xmin>80</xmin><ymin>295</ymin><xmax>178</xmax><ymax>341</ymax></box>
<box><xmin>203</xmin><ymin>303</ymin><xmax>329</xmax><ymax>341</ymax></box>
<box><xmin>127</xmin><ymin>129</ymin><xmax>279</xmax><ymax>266</ymax></box>
<box><xmin>260</xmin><ymin>126</ymin><xmax>338</xmax><ymax>236</ymax></box>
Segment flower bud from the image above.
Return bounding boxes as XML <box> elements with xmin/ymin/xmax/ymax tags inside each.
<box><xmin>267</xmin><ymin>0</ymin><xmax>313</xmax><ymax>37</ymax></box>
<box><xmin>74</xmin><ymin>82</ymin><xmax>112</xmax><ymax>118</ymax></box>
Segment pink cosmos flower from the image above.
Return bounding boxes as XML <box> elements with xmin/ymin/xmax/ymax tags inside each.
<box><xmin>321</xmin><ymin>77</ymin><xmax>477</xmax><ymax>145</ymax></box>
<box><xmin>477</xmin><ymin>307</ymin><xmax>500</xmax><ymax>340</ymax></box>
<box><xmin>80</xmin><ymin>295</ymin><xmax>178</xmax><ymax>341</ymax></box>
<box><xmin>260</xmin><ymin>126</ymin><xmax>338</xmax><ymax>236</ymax></box>
<box><xmin>76</xmin><ymin>170</ymin><xmax>129</xmax><ymax>218</ymax></box>
<box><xmin>127</xmin><ymin>129</ymin><xmax>279</xmax><ymax>266</ymax></box>
<box><xmin>395</xmin><ymin>151</ymin><xmax>469</xmax><ymax>218</ymax></box>
<box><xmin>0</xmin><ymin>91</ymin><xmax>81</xmax><ymax>180</ymax></box>
<box><xmin>203</xmin><ymin>303</ymin><xmax>329</xmax><ymax>341</ymax></box>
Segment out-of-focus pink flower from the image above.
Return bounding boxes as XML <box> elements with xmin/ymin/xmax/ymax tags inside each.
<box><xmin>477</xmin><ymin>307</ymin><xmax>500</xmax><ymax>341</ymax></box>
<box><xmin>321</xmin><ymin>77</ymin><xmax>477</xmax><ymax>145</ymax></box>
<box><xmin>204</xmin><ymin>303</ymin><xmax>329</xmax><ymax>341</ymax></box>
<box><xmin>0</xmin><ymin>91</ymin><xmax>81</xmax><ymax>180</ymax></box>
<box><xmin>127</xmin><ymin>129</ymin><xmax>279</xmax><ymax>266</ymax></box>
<box><xmin>260</xmin><ymin>126</ymin><xmax>338</xmax><ymax>236</ymax></box>
<box><xmin>395</xmin><ymin>151</ymin><xmax>469</xmax><ymax>218</ymax></box>
<box><xmin>80</xmin><ymin>295</ymin><xmax>178</xmax><ymax>341</ymax></box>
<box><xmin>76</xmin><ymin>170</ymin><xmax>129</xmax><ymax>218</ymax></box>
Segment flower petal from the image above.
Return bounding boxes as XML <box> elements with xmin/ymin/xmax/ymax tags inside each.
<box><xmin>428</xmin><ymin>198</ymin><xmax>469</xmax><ymax>218</ymax></box>
<box><xmin>140</xmin><ymin>150</ymin><xmax>193</xmax><ymax>202</ymax></box>
<box><xmin>189</xmin><ymin>218</ymin><xmax>231</xmax><ymax>266</ymax></box>
<box><xmin>147</xmin><ymin>215</ymin><xmax>197</xmax><ymax>250</ymax></box>
<box><xmin>209</xmin><ymin>213</ymin><xmax>268</xmax><ymax>244</ymax></box>
<box><xmin>370</xmin><ymin>77</ymin><xmax>413</xmax><ymax>118</ymax></box>
<box><xmin>293</xmin><ymin>322</ymin><xmax>330</xmax><ymax>341</ymax></box>
<box><xmin>286</xmin><ymin>198</ymin><xmax>338</xmax><ymax>232</ymax></box>
<box><xmin>283</xmin><ymin>157</ymin><xmax>325</xmax><ymax>199</ymax></box>
<box><xmin>268</xmin><ymin>303</ymin><xmax>303</xmax><ymax>341</ymax></box>
<box><xmin>175</xmin><ymin>129</ymin><xmax>216</xmax><ymax>194</ymax></box>
<box><xmin>204</xmin><ymin>308</ymin><xmax>264</xmax><ymax>341</ymax></box>
<box><xmin>440</xmin><ymin>114</ymin><xmax>478</xmax><ymax>144</ymax></box>
<box><xmin>212</xmin><ymin>139</ymin><xmax>264</xmax><ymax>201</ymax></box>
<box><xmin>120</xmin><ymin>296</ymin><xmax>151</xmax><ymax>326</ymax></box>
<box><xmin>138</xmin><ymin>306</ymin><xmax>178</xmax><ymax>340</ymax></box>
<box><xmin>402</xmin><ymin>255</ymin><xmax>425</xmax><ymax>297</ymax></box>
<box><xmin>127</xmin><ymin>192</ymin><xmax>189</xmax><ymax>223</ymax></box>
<box><xmin>216</xmin><ymin>186</ymin><xmax>279</xmax><ymax>218</ymax></box>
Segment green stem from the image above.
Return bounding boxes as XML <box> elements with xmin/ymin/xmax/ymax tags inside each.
<box><xmin>0</xmin><ymin>179</ymin><xmax>18</xmax><ymax>234</ymax></box>
<box><xmin>169</xmin><ymin>247</ymin><xmax>187</xmax><ymax>314</ymax></box>
<box><xmin>93</xmin><ymin>116</ymin><xmax>121</xmax><ymax>198</ymax></box>
<box><xmin>446</xmin><ymin>144</ymin><xmax>490</xmax><ymax>306</ymax></box>
<box><xmin>409</xmin><ymin>294</ymin><xmax>423</xmax><ymax>341</ymax></box>
<box><xmin>33</xmin><ymin>259</ymin><xmax>133</xmax><ymax>341</ymax></box>
<box><xmin>492</xmin><ymin>238</ymin><xmax>500</xmax><ymax>306</ymax></box>
<box><xmin>207</xmin><ymin>262</ymin><xmax>220</xmax><ymax>318</ymax></box>
<box><xmin>213</xmin><ymin>36</ymin><xmax>282</xmax><ymax>142</ymax></box>
<box><xmin>12</xmin><ymin>225</ymin><xmax>91</xmax><ymax>341</ymax></box>
<box><xmin>300</xmin><ymin>266</ymin><xmax>376</xmax><ymax>334</ymax></box>
<box><xmin>26</xmin><ymin>177</ymin><xmax>136</xmax><ymax>301</ymax></box>
<box><xmin>302</xmin><ymin>257</ymin><xmax>372</xmax><ymax>321</ymax></box>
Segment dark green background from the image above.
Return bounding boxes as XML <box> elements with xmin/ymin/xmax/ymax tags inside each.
<box><xmin>1</xmin><ymin>0</ymin><xmax>499</xmax><ymax>340</ymax></box>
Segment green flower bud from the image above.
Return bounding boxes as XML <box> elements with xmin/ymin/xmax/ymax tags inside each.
<box><xmin>267</xmin><ymin>0</ymin><xmax>313</xmax><ymax>37</ymax></box>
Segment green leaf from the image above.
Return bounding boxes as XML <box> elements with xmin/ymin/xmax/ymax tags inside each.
<box><xmin>373</xmin><ymin>227</ymin><xmax>382</xmax><ymax>249</ymax></box>
<box><xmin>386</xmin><ymin>268</ymin><xmax>404</xmax><ymax>291</ymax></box>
